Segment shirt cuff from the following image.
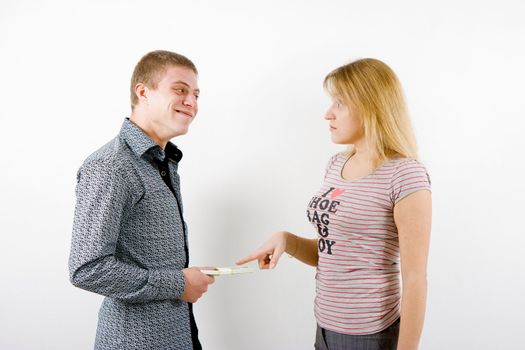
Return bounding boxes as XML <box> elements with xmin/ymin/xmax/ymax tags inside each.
<box><xmin>150</xmin><ymin>268</ymin><xmax>185</xmax><ymax>300</ymax></box>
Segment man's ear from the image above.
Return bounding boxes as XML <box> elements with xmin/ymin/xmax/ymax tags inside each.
<box><xmin>135</xmin><ymin>83</ymin><xmax>148</xmax><ymax>105</ymax></box>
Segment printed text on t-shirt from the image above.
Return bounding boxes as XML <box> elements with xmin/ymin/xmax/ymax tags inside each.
<box><xmin>307</xmin><ymin>187</ymin><xmax>343</xmax><ymax>255</ymax></box>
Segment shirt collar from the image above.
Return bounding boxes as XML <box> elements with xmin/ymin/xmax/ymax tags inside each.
<box><xmin>119</xmin><ymin>118</ymin><xmax>183</xmax><ymax>163</ymax></box>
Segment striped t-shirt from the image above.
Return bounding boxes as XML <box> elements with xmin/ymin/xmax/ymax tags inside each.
<box><xmin>308</xmin><ymin>153</ymin><xmax>431</xmax><ymax>335</ymax></box>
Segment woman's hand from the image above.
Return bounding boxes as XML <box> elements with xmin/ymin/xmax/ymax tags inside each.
<box><xmin>236</xmin><ymin>231</ymin><xmax>290</xmax><ymax>269</ymax></box>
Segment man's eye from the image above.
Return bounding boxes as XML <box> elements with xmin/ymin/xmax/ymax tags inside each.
<box><xmin>174</xmin><ymin>88</ymin><xmax>185</xmax><ymax>94</ymax></box>
<box><xmin>194</xmin><ymin>95</ymin><xmax>199</xmax><ymax>100</ymax></box>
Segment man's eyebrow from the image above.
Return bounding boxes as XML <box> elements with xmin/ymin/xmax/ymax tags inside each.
<box><xmin>171</xmin><ymin>81</ymin><xmax>200</xmax><ymax>93</ymax></box>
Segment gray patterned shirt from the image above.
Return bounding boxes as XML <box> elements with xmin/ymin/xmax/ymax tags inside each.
<box><xmin>69</xmin><ymin>118</ymin><xmax>193</xmax><ymax>349</ymax></box>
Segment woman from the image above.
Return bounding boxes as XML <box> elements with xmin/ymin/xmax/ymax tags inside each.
<box><xmin>237</xmin><ymin>58</ymin><xmax>432</xmax><ymax>350</ymax></box>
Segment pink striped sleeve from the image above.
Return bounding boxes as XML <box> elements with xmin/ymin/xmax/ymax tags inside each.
<box><xmin>323</xmin><ymin>153</ymin><xmax>342</xmax><ymax>180</ymax></box>
<box><xmin>390</xmin><ymin>159</ymin><xmax>431</xmax><ymax>205</ymax></box>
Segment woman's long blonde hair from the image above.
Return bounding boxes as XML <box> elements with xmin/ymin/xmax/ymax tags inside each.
<box><xmin>324</xmin><ymin>58</ymin><xmax>417</xmax><ymax>167</ymax></box>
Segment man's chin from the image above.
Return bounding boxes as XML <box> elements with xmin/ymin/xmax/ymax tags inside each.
<box><xmin>169</xmin><ymin>127</ymin><xmax>189</xmax><ymax>139</ymax></box>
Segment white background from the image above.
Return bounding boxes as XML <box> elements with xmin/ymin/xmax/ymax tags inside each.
<box><xmin>1</xmin><ymin>0</ymin><xmax>524</xmax><ymax>349</ymax></box>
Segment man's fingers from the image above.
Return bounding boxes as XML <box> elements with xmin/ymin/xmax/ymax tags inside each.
<box><xmin>196</xmin><ymin>267</ymin><xmax>216</xmax><ymax>283</ymax></box>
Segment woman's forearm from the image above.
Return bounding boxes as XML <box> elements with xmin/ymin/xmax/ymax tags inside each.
<box><xmin>397</xmin><ymin>277</ymin><xmax>427</xmax><ymax>350</ymax></box>
<box><xmin>284</xmin><ymin>232</ymin><xmax>318</xmax><ymax>266</ymax></box>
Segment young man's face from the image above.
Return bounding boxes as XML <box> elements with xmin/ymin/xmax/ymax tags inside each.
<box><xmin>145</xmin><ymin>65</ymin><xmax>200</xmax><ymax>139</ymax></box>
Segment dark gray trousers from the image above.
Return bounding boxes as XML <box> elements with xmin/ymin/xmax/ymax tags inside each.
<box><xmin>315</xmin><ymin>318</ymin><xmax>400</xmax><ymax>350</ymax></box>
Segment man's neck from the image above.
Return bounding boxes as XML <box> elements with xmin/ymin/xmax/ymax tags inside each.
<box><xmin>129</xmin><ymin>113</ymin><xmax>168</xmax><ymax>149</ymax></box>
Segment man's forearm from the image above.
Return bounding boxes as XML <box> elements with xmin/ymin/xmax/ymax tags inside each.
<box><xmin>69</xmin><ymin>255</ymin><xmax>185</xmax><ymax>303</ymax></box>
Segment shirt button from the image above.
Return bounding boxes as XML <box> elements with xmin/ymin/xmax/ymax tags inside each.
<box><xmin>161</xmin><ymin>171</ymin><xmax>166</xmax><ymax>176</ymax></box>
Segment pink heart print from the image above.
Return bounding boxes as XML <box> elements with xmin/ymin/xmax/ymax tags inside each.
<box><xmin>330</xmin><ymin>188</ymin><xmax>345</xmax><ymax>199</ymax></box>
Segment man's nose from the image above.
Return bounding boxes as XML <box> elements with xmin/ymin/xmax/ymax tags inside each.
<box><xmin>183</xmin><ymin>95</ymin><xmax>197</xmax><ymax>108</ymax></box>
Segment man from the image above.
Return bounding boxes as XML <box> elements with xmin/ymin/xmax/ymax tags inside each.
<box><xmin>69</xmin><ymin>50</ymin><xmax>214</xmax><ymax>350</ymax></box>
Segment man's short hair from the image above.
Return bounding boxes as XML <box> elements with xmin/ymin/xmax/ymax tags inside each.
<box><xmin>130</xmin><ymin>50</ymin><xmax>198</xmax><ymax>109</ymax></box>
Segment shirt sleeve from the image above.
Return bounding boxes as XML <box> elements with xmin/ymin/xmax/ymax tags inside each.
<box><xmin>68</xmin><ymin>159</ymin><xmax>185</xmax><ymax>303</ymax></box>
<box><xmin>390</xmin><ymin>159</ymin><xmax>431</xmax><ymax>205</ymax></box>
<box><xmin>323</xmin><ymin>153</ymin><xmax>340</xmax><ymax>180</ymax></box>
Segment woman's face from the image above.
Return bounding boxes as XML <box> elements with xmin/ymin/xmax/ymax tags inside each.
<box><xmin>325</xmin><ymin>95</ymin><xmax>364</xmax><ymax>145</ymax></box>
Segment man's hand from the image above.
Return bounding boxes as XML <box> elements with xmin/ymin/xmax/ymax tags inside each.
<box><xmin>180</xmin><ymin>267</ymin><xmax>215</xmax><ymax>303</ymax></box>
